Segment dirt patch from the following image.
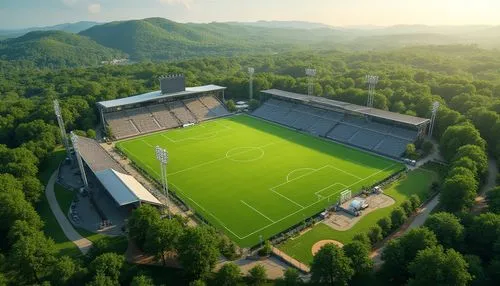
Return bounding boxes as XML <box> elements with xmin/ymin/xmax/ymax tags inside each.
<box><xmin>323</xmin><ymin>193</ymin><xmax>395</xmax><ymax>231</ymax></box>
<box><xmin>311</xmin><ymin>240</ymin><xmax>344</xmax><ymax>255</ymax></box>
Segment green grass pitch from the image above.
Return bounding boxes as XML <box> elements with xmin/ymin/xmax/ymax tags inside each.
<box><xmin>116</xmin><ymin>114</ymin><xmax>404</xmax><ymax>247</ymax></box>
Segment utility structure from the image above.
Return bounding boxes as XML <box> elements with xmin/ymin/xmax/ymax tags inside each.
<box><xmin>54</xmin><ymin>99</ymin><xmax>71</xmax><ymax>159</ymax></box>
<box><xmin>428</xmin><ymin>101</ymin><xmax>440</xmax><ymax>137</ymax></box>
<box><xmin>155</xmin><ymin>146</ymin><xmax>170</xmax><ymax>218</ymax></box>
<box><xmin>366</xmin><ymin>75</ymin><xmax>379</xmax><ymax>107</ymax></box>
<box><xmin>70</xmin><ymin>131</ymin><xmax>88</xmax><ymax>188</ymax></box>
<box><xmin>305</xmin><ymin>68</ymin><xmax>316</xmax><ymax>96</ymax></box>
<box><xmin>248</xmin><ymin>67</ymin><xmax>255</xmax><ymax>100</ymax></box>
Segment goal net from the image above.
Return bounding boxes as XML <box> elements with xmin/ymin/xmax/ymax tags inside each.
<box><xmin>339</xmin><ymin>189</ymin><xmax>352</xmax><ymax>204</ymax></box>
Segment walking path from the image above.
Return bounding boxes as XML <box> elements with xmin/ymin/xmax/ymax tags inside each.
<box><xmin>473</xmin><ymin>158</ymin><xmax>498</xmax><ymax>212</ymax></box>
<box><xmin>45</xmin><ymin>171</ymin><xmax>93</xmax><ymax>254</ymax></box>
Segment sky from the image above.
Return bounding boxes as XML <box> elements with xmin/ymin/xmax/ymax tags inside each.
<box><xmin>0</xmin><ymin>0</ymin><xmax>499</xmax><ymax>29</ymax></box>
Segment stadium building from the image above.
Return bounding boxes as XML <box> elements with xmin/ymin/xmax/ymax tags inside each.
<box><xmin>252</xmin><ymin>89</ymin><xmax>430</xmax><ymax>158</ymax></box>
<box><xmin>97</xmin><ymin>74</ymin><xmax>228</xmax><ymax>140</ymax></box>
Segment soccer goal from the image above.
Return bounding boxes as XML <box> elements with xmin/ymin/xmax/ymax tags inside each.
<box><xmin>339</xmin><ymin>189</ymin><xmax>352</xmax><ymax>204</ymax></box>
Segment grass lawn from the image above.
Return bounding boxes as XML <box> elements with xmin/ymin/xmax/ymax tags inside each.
<box><xmin>117</xmin><ymin>114</ymin><xmax>403</xmax><ymax>247</ymax></box>
<box><xmin>278</xmin><ymin>168</ymin><xmax>439</xmax><ymax>264</ymax></box>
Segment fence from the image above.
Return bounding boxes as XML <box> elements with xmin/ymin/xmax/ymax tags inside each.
<box><xmin>271</xmin><ymin>247</ymin><xmax>310</xmax><ymax>273</ymax></box>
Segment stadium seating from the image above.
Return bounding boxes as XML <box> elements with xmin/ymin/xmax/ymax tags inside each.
<box><xmin>148</xmin><ymin>104</ymin><xmax>180</xmax><ymax>129</ymax></box>
<box><xmin>104</xmin><ymin>95</ymin><xmax>229</xmax><ymax>139</ymax></box>
<box><xmin>252</xmin><ymin>97</ymin><xmax>420</xmax><ymax>158</ymax></box>
<box><xmin>105</xmin><ymin>111</ymin><xmax>139</xmax><ymax>139</ymax></box>
<box><xmin>168</xmin><ymin>101</ymin><xmax>197</xmax><ymax>124</ymax></box>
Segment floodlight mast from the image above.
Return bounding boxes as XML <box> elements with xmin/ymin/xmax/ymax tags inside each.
<box><xmin>54</xmin><ymin>100</ymin><xmax>71</xmax><ymax>160</ymax></box>
<box><xmin>70</xmin><ymin>132</ymin><xmax>88</xmax><ymax>188</ymax></box>
<box><xmin>248</xmin><ymin>67</ymin><xmax>255</xmax><ymax>100</ymax></box>
<box><xmin>305</xmin><ymin>68</ymin><xmax>316</xmax><ymax>96</ymax></box>
<box><xmin>155</xmin><ymin>146</ymin><xmax>170</xmax><ymax>218</ymax></box>
<box><xmin>428</xmin><ymin>101</ymin><xmax>440</xmax><ymax>138</ymax></box>
<box><xmin>366</xmin><ymin>75</ymin><xmax>379</xmax><ymax>107</ymax></box>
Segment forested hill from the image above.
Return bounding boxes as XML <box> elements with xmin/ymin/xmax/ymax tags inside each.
<box><xmin>0</xmin><ymin>30</ymin><xmax>124</xmax><ymax>68</ymax></box>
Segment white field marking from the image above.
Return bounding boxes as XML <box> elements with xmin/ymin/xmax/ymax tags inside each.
<box><xmin>271</xmin><ymin>189</ymin><xmax>305</xmax><ymax>209</ymax></box>
<box><xmin>141</xmin><ymin>139</ymin><xmax>154</xmax><ymax>148</ymax></box>
<box><xmin>240</xmin><ymin>200</ymin><xmax>275</xmax><ymax>222</ymax></box>
<box><xmin>161</xmin><ymin>121</ymin><xmax>234</xmax><ymax>143</ymax></box>
<box><xmin>169</xmin><ymin>182</ymin><xmax>245</xmax><ymax>239</ymax></box>
<box><xmin>225</xmin><ymin>147</ymin><xmax>265</xmax><ymax>163</ymax></box>
<box><xmin>327</xmin><ymin>165</ymin><xmax>363</xmax><ymax>180</ymax></box>
<box><xmin>167</xmin><ymin>140</ymin><xmax>279</xmax><ymax>177</ymax></box>
<box><xmin>120</xmin><ymin>146</ymin><xmax>161</xmax><ymax>178</ymax></box>
<box><xmin>270</xmin><ymin>165</ymin><xmax>332</xmax><ymax>190</ymax></box>
<box><xmin>314</xmin><ymin>182</ymin><xmax>345</xmax><ymax>196</ymax></box>
<box><xmin>286</xmin><ymin>168</ymin><xmax>316</xmax><ymax>182</ymax></box>
<box><xmin>238</xmin><ymin>163</ymin><xmax>397</xmax><ymax>239</ymax></box>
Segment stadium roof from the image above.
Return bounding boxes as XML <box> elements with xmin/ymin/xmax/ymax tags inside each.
<box><xmin>261</xmin><ymin>89</ymin><xmax>430</xmax><ymax>127</ymax></box>
<box><xmin>97</xmin><ymin>84</ymin><xmax>226</xmax><ymax>109</ymax></box>
<box><xmin>75</xmin><ymin>135</ymin><xmax>126</xmax><ymax>173</ymax></box>
<box><xmin>95</xmin><ymin>169</ymin><xmax>162</xmax><ymax>206</ymax></box>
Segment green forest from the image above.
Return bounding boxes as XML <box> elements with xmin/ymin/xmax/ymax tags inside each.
<box><xmin>1</xmin><ymin>41</ymin><xmax>500</xmax><ymax>285</ymax></box>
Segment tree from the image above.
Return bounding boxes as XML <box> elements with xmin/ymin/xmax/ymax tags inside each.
<box><xmin>248</xmin><ymin>99</ymin><xmax>260</xmax><ymax>111</ymax></box>
<box><xmin>9</xmin><ymin>230</ymin><xmax>56</xmax><ymax>283</ymax></box>
<box><xmin>381</xmin><ymin>227</ymin><xmax>438</xmax><ymax>284</ymax></box>
<box><xmin>87</xmin><ymin>272</ymin><xmax>118</xmax><ymax>286</ymax></box>
<box><xmin>248</xmin><ymin>264</ymin><xmax>267</xmax><ymax>286</ymax></box>
<box><xmin>343</xmin><ymin>241</ymin><xmax>373</xmax><ymax>278</ymax></box>
<box><xmin>219</xmin><ymin>235</ymin><xmax>240</xmax><ymax>260</ymax></box>
<box><xmin>405</xmin><ymin>143</ymin><xmax>417</xmax><ymax>159</ymax></box>
<box><xmin>50</xmin><ymin>256</ymin><xmax>81</xmax><ymax>286</ymax></box>
<box><xmin>127</xmin><ymin>205</ymin><xmax>161</xmax><ymax>249</ymax></box>
<box><xmin>258</xmin><ymin>240</ymin><xmax>272</xmax><ymax>257</ymax></box>
<box><xmin>467</xmin><ymin>107</ymin><xmax>499</xmax><ymax>142</ymax></box>
<box><xmin>89</xmin><ymin>253</ymin><xmax>124</xmax><ymax>284</ymax></box>
<box><xmin>464</xmin><ymin>255</ymin><xmax>488</xmax><ymax>286</ymax></box>
<box><xmin>310</xmin><ymin>243</ymin><xmax>354</xmax><ymax>286</ymax></box>
<box><xmin>453</xmin><ymin>144</ymin><xmax>488</xmax><ymax>179</ymax></box>
<box><xmin>487</xmin><ymin>187</ymin><xmax>500</xmax><ymax>213</ymax></box>
<box><xmin>390</xmin><ymin>207</ymin><xmax>407</xmax><ymax>229</ymax></box>
<box><xmin>424</xmin><ymin>212</ymin><xmax>464</xmax><ymax>249</ymax></box>
<box><xmin>144</xmin><ymin>218</ymin><xmax>184</xmax><ymax>265</ymax></box>
<box><xmin>422</xmin><ymin>141</ymin><xmax>433</xmax><ymax>155</ymax></box>
<box><xmin>440</xmin><ymin>174</ymin><xmax>478</xmax><ymax>212</ymax></box>
<box><xmin>465</xmin><ymin>213</ymin><xmax>500</xmax><ymax>261</ymax></box>
<box><xmin>282</xmin><ymin>267</ymin><xmax>302</xmax><ymax>286</ymax></box>
<box><xmin>377</xmin><ymin>217</ymin><xmax>392</xmax><ymax>237</ymax></box>
<box><xmin>409</xmin><ymin>194</ymin><xmax>421</xmax><ymax>211</ymax></box>
<box><xmin>440</xmin><ymin>123</ymin><xmax>486</xmax><ymax>161</ymax></box>
<box><xmin>408</xmin><ymin>246</ymin><xmax>471</xmax><ymax>286</ymax></box>
<box><xmin>130</xmin><ymin>275</ymin><xmax>154</xmax><ymax>286</ymax></box>
<box><xmin>216</xmin><ymin>263</ymin><xmax>241</xmax><ymax>286</ymax></box>
<box><xmin>368</xmin><ymin>225</ymin><xmax>383</xmax><ymax>245</ymax></box>
<box><xmin>225</xmin><ymin>99</ymin><xmax>237</xmax><ymax>112</ymax></box>
<box><xmin>352</xmin><ymin>232</ymin><xmax>371</xmax><ymax>248</ymax></box>
<box><xmin>400</xmin><ymin>200</ymin><xmax>414</xmax><ymax>216</ymax></box>
<box><xmin>178</xmin><ymin>226</ymin><xmax>220</xmax><ymax>279</ymax></box>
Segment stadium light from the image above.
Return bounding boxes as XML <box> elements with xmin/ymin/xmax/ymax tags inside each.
<box><xmin>54</xmin><ymin>99</ymin><xmax>71</xmax><ymax>160</ymax></box>
<box><xmin>365</xmin><ymin>75</ymin><xmax>379</xmax><ymax>107</ymax></box>
<box><xmin>70</xmin><ymin>131</ymin><xmax>89</xmax><ymax>188</ymax></box>
<box><xmin>155</xmin><ymin>145</ymin><xmax>170</xmax><ymax>218</ymax></box>
<box><xmin>428</xmin><ymin>101</ymin><xmax>440</xmax><ymax>138</ymax></box>
<box><xmin>305</xmin><ymin>68</ymin><xmax>316</xmax><ymax>96</ymax></box>
<box><xmin>248</xmin><ymin>67</ymin><xmax>255</xmax><ymax>100</ymax></box>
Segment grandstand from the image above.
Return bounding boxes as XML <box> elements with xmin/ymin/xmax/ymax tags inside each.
<box><xmin>253</xmin><ymin>89</ymin><xmax>430</xmax><ymax>158</ymax></box>
<box><xmin>97</xmin><ymin>74</ymin><xmax>229</xmax><ymax>140</ymax></box>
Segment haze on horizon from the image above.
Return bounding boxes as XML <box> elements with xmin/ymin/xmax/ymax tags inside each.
<box><xmin>0</xmin><ymin>0</ymin><xmax>499</xmax><ymax>29</ymax></box>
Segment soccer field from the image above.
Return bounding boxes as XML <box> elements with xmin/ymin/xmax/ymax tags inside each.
<box><xmin>116</xmin><ymin>114</ymin><xmax>404</xmax><ymax>247</ymax></box>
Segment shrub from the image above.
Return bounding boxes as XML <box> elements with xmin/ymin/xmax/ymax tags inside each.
<box><xmin>410</xmin><ymin>194</ymin><xmax>421</xmax><ymax>210</ymax></box>
<box><xmin>422</xmin><ymin>141</ymin><xmax>434</xmax><ymax>155</ymax></box>
<box><xmin>225</xmin><ymin>100</ymin><xmax>237</xmax><ymax>112</ymax></box>
<box><xmin>258</xmin><ymin>240</ymin><xmax>272</xmax><ymax>257</ymax></box>
<box><xmin>391</xmin><ymin>207</ymin><xmax>408</xmax><ymax>229</ymax></box>
<box><xmin>248</xmin><ymin>265</ymin><xmax>267</xmax><ymax>286</ymax></box>
<box><xmin>248</xmin><ymin>99</ymin><xmax>260</xmax><ymax>111</ymax></box>
<box><xmin>400</xmin><ymin>200</ymin><xmax>413</xmax><ymax>216</ymax></box>
<box><xmin>368</xmin><ymin>225</ymin><xmax>383</xmax><ymax>245</ymax></box>
<box><xmin>377</xmin><ymin>217</ymin><xmax>393</xmax><ymax>237</ymax></box>
<box><xmin>219</xmin><ymin>236</ymin><xmax>240</xmax><ymax>260</ymax></box>
<box><xmin>352</xmin><ymin>232</ymin><xmax>371</xmax><ymax>248</ymax></box>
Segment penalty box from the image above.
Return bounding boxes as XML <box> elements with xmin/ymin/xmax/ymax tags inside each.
<box><xmin>271</xmin><ymin>165</ymin><xmax>359</xmax><ymax>206</ymax></box>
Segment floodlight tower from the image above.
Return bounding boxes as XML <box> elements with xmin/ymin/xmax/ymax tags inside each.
<box><xmin>155</xmin><ymin>146</ymin><xmax>170</xmax><ymax>218</ymax></box>
<box><xmin>305</xmin><ymin>68</ymin><xmax>316</xmax><ymax>96</ymax></box>
<box><xmin>54</xmin><ymin>100</ymin><xmax>71</xmax><ymax>159</ymax></box>
<box><xmin>70</xmin><ymin>132</ymin><xmax>88</xmax><ymax>188</ymax></box>
<box><xmin>428</xmin><ymin>101</ymin><xmax>440</xmax><ymax>138</ymax></box>
<box><xmin>366</xmin><ymin>75</ymin><xmax>379</xmax><ymax>107</ymax></box>
<box><xmin>248</xmin><ymin>67</ymin><xmax>255</xmax><ymax>100</ymax></box>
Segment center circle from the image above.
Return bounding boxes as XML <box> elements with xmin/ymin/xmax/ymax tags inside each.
<box><xmin>226</xmin><ymin>147</ymin><xmax>264</xmax><ymax>162</ymax></box>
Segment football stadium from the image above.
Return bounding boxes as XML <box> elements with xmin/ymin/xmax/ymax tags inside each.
<box><xmin>91</xmin><ymin>74</ymin><xmax>430</xmax><ymax>247</ymax></box>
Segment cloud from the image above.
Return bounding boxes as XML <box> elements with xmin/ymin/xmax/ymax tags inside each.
<box><xmin>88</xmin><ymin>3</ymin><xmax>101</xmax><ymax>14</ymax></box>
<box><xmin>61</xmin><ymin>0</ymin><xmax>78</xmax><ymax>6</ymax></box>
<box><xmin>157</xmin><ymin>0</ymin><xmax>194</xmax><ymax>10</ymax></box>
